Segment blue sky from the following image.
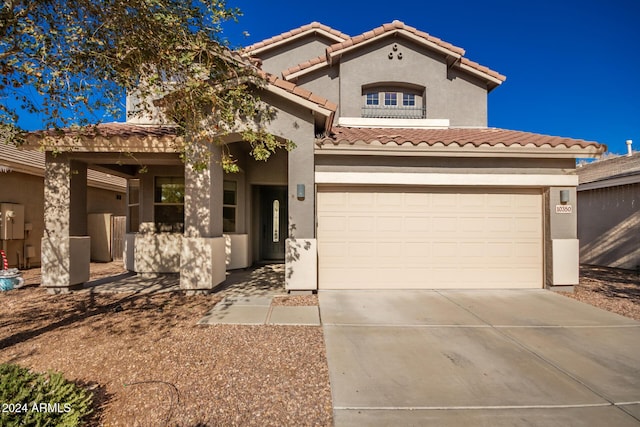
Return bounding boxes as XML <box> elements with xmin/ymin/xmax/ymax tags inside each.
<box><xmin>222</xmin><ymin>0</ymin><xmax>639</xmax><ymax>155</ymax></box>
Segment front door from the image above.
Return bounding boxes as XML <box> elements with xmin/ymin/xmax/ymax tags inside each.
<box><xmin>260</xmin><ymin>186</ymin><xmax>287</xmax><ymax>261</ymax></box>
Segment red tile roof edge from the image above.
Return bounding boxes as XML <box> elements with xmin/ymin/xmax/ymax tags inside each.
<box><xmin>317</xmin><ymin>127</ymin><xmax>605</xmax><ymax>150</ymax></box>
<box><xmin>282</xmin><ymin>55</ymin><xmax>328</xmax><ymax>78</ymax></box>
<box><xmin>326</xmin><ymin>20</ymin><xmax>466</xmax><ymax>57</ymax></box>
<box><xmin>29</xmin><ymin>123</ymin><xmax>179</xmax><ymax>139</ymax></box>
<box><xmin>258</xmin><ymin>70</ymin><xmax>337</xmax><ymax>113</ymax></box>
<box><xmin>243</xmin><ymin>22</ymin><xmax>350</xmax><ymax>53</ymax></box>
<box><xmin>460</xmin><ymin>58</ymin><xmax>506</xmax><ymax>82</ymax></box>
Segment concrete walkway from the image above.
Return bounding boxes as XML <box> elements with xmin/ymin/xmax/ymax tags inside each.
<box><xmin>197</xmin><ymin>294</ymin><xmax>320</xmax><ymax>325</ymax></box>
<box><xmin>320</xmin><ymin>289</ymin><xmax>640</xmax><ymax>426</ymax></box>
<box><xmin>197</xmin><ymin>264</ymin><xmax>320</xmax><ymax>326</ymax></box>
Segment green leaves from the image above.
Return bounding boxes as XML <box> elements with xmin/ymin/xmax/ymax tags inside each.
<box><xmin>1</xmin><ymin>0</ymin><xmax>291</xmax><ymax>171</ymax></box>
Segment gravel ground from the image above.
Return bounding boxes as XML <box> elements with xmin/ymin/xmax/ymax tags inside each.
<box><xmin>562</xmin><ymin>264</ymin><xmax>640</xmax><ymax>321</ymax></box>
<box><xmin>272</xmin><ymin>295</ymin><xmax>318</xmax><ymax>307</ymax></box>
<box><xmin>1</xmin><ymin>264</ymin><xmax>332</xmax><ymax>426</ymax></box>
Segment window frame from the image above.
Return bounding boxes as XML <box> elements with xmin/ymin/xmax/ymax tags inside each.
<box><xmin>127</xmin><ymin>179</ymin><xmax>140</xmax><ymax>233</ymax></box>
<box><xmin>365</xmin><ymin>92</ymin><xmax>379</xmax><ymax>105</ymax></box>
<box><xmin>153</xmin><ymin>176</ymin><xmax>185</xmax><ymax>233</ymax></box>
<box><xmin>223</xmin><ymin>180</ymin><xmax>237</xmax><ymax>233</ymax></box>
<box><xmin>384</xmin><ymin>92</ymin><xmax>398</xmax><ymax>106</ymax></box>
<box><xmin>403</xmin><ymin>93</ymin><xmax>416</xmax><ymax>106</ymax></box>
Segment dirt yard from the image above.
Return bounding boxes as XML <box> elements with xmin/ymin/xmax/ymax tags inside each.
<box><xmin>0</xmin><ymin>263</ymin><xmax>638</xmax><ymax>425</ymax></box>
<box><xmin>0</xmin><ymin>264</ymin><xmax>331</xmax><ymax>426</ymax></box>
<box><xmin>564</xmin><ymin>265</ymin><xmax>640</xmax><ymax>321</ymax></box>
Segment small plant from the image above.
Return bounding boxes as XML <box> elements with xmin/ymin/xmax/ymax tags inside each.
<box><xmin>0</xmin><ymin>363</ymin><xmax>93</xmax><ymax>426</ymax></box>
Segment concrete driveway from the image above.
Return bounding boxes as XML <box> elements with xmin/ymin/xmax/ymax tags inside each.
<box><xmin>319</xmin><ymin>290</ymin><xmax>640</xmax><ymax>426</ymax></box>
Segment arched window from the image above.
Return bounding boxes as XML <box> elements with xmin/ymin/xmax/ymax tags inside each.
<box><xmin>362</xmin><ymin>83</ymin><xmax>425</xmax><ymax>119</ymax></box>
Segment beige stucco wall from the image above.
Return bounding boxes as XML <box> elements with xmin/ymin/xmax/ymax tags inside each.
<box><xmin>88</xmin><ymin>187</ymin><xmax>126</xmax><ymax>215</ymax></box>
<box><xmin>337</xmin><ymin>38</ymin><xmax>488</xmax><ymax>126</ymax></box>
<box><xmin>0</xmin><ymin>172</ymin><xmax>44</xmax><ymax>268</ymax></box>
<box><xmin>256</xmin><ymin>35</ymin><xmax>336</xmax><ymax>76</ymax></box>
<box><xmin>315</xmin><ymin>156</ymin><xmax>576</xmax><ymax>174</ymax></box>
<box><xmin>578</xmin><ymin>183</ymin><xmax>640</xmax><ymax>270</ymax></box>
<box><xmin>0</xmin><ymin>169</ymin><xmax>125</xmax><ymax>268</ymax></box>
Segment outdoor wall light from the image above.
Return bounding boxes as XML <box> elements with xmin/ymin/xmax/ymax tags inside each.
<box><xmin>559</xmin><ymin>190</ymin><xmax>570</xmax><ymax>204</ymax></box>
<box><xmin>297</xmin><ymin>184</ymin><xmax>305</xmax><ymax>200</ymax></box>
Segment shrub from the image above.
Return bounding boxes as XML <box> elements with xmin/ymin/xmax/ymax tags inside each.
<box><xmin>0</xmin><ymin>363</ymin><xmax>93</xmax><ymax>426</ymax></box>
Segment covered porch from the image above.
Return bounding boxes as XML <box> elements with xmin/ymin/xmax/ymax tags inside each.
<box><xmin>29</xmin><ymin>124</ymin><xmax>313</xmax><ymax>294</ymax></box>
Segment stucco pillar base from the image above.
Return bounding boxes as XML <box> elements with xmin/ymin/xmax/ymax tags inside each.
<box><xmin>180</xmin><ymin>237</ymin><xmax>226</xmax><ymax>291</ymax></box>
<box><xmin>41</xmin><ymin>236</ymin><xmax>90</xmax><ymax>292</ymax></box>
<box><xmin>285</xmin><ymin>238</ymin><xmax>317</xmax><ymax>291</ymax></box>
<box><xmin>125</xmin><ymin>233</ymin><xmax>182</xmax><ymax>274</ymax></box>
<box><xmin>549</xmin><ymin>239</ymin><xmax>580</xmax><ymax>287</ymax></box>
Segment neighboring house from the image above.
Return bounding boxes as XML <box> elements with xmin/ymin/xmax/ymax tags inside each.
<box><xmin>577</xmin><ymin>148</ymin><xmax>640</xmax><ymax>270</ymax></box>
<box><xmin>0</xmin><ymin>142</ymin><xmax>127</xmax><ymax>268</ymax></box>
<box><xmin>26</xmin><ymin>20</ymin><xmax>605</xmax><ymax>293</ymax></box>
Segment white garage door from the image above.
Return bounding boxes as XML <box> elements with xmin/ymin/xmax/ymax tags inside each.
<box><xmin>317</xmin><ymin>186</ymin><xmax>542</xmax><ymax>289</ymax></box>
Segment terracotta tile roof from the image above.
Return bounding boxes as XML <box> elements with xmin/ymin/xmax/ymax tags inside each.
<box><xmin>317</xmin><ymin>127</ymin><xmax>605</xmax><ymax>150</ymax></box>
<box><xmin>459</xmin><ymin>58</ymin><xmax>506</xmax><ymax>82</ymax></box>
<box><xmin>258</xmin><ymin>70</ymin><xmax>338</xmax><ymax>112</ymax></box>
<box><xmin>326</xmin><ymin>20</ymin><xmax>465</xmax><ymax>59</ymax></box>
<box><xmin>282</xmin><ymin>55</ymin><xmax>328</xmax><ymax>79</ymax></box>
<box><xmin>30</xmin><ymin>123</ymin><xmax>178</xmax><ymax>139</ymax></box>
<box><xmin>577</xmin><ymin>152</ymin><xmax>640</xmax><ymax>184</ymax></box>
<box><xmin>244</xmin><ymin>22</ymin><xmax>350</xmax><ymax>54</ymax></box>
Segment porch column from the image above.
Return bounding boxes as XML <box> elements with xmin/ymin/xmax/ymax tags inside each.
<box><xmin>180</xmin><ymin>143</ymin><xmax>226</xmax><ymax>292</ymax></box>
<box><xmin>41</xmin><ymin>153</ymin><xmax>90</xmax><ymax>293</ymax></box>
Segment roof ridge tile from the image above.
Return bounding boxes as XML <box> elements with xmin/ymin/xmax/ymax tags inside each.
<box><xmin>243</xmin><ymin>22</ymin><xmax>350</xmax><ymax>53</ymax></box>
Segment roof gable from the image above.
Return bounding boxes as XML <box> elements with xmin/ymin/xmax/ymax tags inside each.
<box><xmin>282</xmin><ymin>20</ymin><xmax>505</xmax><ymax>89</ymax></box>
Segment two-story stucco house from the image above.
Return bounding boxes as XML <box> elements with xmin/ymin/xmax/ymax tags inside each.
<box><xmin>27</xmin><ymin>21</ymin><xmax>605</xmax><ymax>293</ymax></box>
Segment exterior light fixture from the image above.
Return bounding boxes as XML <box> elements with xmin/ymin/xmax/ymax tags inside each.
<box><xmin>297</xmin><ymin>184</ymin><xmax>305</xmax><ymax>200</ymax></box>
<box><xmin>559</xmin><ymin>190</ymin><xmax>570</xmax><ymax>204</ymax></box>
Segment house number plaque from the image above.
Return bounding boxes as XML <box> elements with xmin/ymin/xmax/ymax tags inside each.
<box><xmin>555</xmin><ymin>205</ymin><xmax>572</xmax><ymax>214</ymax></box>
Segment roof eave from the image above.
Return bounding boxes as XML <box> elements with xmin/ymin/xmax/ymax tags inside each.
<box><xmin>264</xmin><ymin>82</ymin><xmax>335</xmax><ymax>131</ymax></box>
<box><xmin>314</xmin><ymin>142</ymin><xmax>605</xmax><ymax>159</ymax></box>
<box><xmin>283</xmin><ymin>61</ymin><xmax>330</xmax><ymax>81</ymax></box>
<box><xmin>457</xmin><ymin>62</ymin><xmax>505</xmax><ymax>87</ymax></box>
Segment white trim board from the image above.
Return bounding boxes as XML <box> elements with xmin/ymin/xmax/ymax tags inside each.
<box><xmin>315</xmin><ymin>172</ymin><xmax>578</xmax><ymax>187</ymax></box>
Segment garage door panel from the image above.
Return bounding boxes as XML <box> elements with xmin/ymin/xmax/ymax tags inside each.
<box><xmin>432</xmin><ymin>216</ymin><xmax>458</xmax><ymax>232</ymax></box>
<box><xmin>404</xmin><ymin>217</ymin><xmax>431</xmax><ymax>233</ymax></box>
<box><xmin>318</xmin><ymin>187</ymin><xmax>542</xmax><ymax>289</ymax></box>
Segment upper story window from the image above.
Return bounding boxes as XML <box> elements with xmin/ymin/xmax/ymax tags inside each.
<box><xmin>384</xmin><ymin>92</ymin><xmax>397</xmax><ymax>106</ymax></box>
<box><xmin>362</xmin><ymin>84</ymin><xmax>425</xmax><ymax>119</ymax></box>
<box><xmin>403</xmin><ymin>93</ymin><xmax>415</xmax><ymax>106</ymax></box>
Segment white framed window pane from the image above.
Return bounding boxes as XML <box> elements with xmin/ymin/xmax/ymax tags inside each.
<box><xmin>403</xmin><ymin>93</ymin><xmax>415</xmax><ymax>106</ymax></box>
<box><xmin>384</xmin><ymin>92</ymin><xmax>397</xmax><ymax>106</ymax></box>
<box><xmin>366</xmin><ymin>92</ymin><xmax>379</xmax><ymax>105</ymax></box>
